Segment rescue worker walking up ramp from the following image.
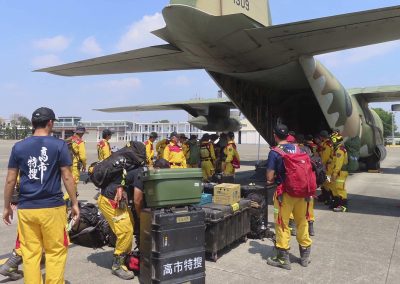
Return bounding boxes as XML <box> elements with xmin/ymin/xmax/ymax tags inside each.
<box><xmin>266</xmin><ymin>124</ymin><xmax>316</xmax><ymax>270</ymax></box>
<box><xmin>200</xmin><ymin>133</ymin><xmax>216</xmax><ymax>181</ymax></box>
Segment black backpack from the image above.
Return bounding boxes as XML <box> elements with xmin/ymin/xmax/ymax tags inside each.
<box><xmin>69</xmin><ymin>203</ymin><xmax>116</xmax><ymax>249</ymax></box>
<box><xmin>246</xmin><ymin>192</ymin><xmax>268</xmax><ymax>239</ymax></box>
<box><xmin>89</xmin><ymin>141</ymin><xmax>146</xmax><ymax>188</ymax></box>
<box><xmin>311</xmin><ymin>156</ymin><xmax>327</xmax><ymax>187</ymax></box>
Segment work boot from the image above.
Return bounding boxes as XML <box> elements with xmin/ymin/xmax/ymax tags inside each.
<box><xmin>329</xmin><ymin>196</ymin><xmax>339</xmax><ymax>209</ymax></box>
<box><xmin>317</xmin><ymin>189</ymin><xmax>329</xmax><ymax>203</ymax></box>
<box><xmin>333</xmin><ymin>199</ymin><xmax>348</xmax><ymax>212</ymax></box>
<box><xmin>308</xmin><ymin>221</ymin><xmax>315</xmax><ymax>236</ymax></box>
<box><xmin>112</xmin><ymin>254</ymin><xmax>134</xmax><ymax>280</ymax></box>
<box><xmin>299</xmin><ymin>246</ymin><xmax>311</xmax><ymax>267</ymax></box>
<box><xmin>289</xmin><ymin>219</ymin><xmax>296</xmax><ymax>236</ymax></box>
<box><xmin>267</xmin><ymin>248</ymin><xmax>291</xmax><ymax>270</ymax></box>
<box><xmin>0</xmin><ymin>250</ymin><xmax>23</xmax><ymax>280</ymax></box>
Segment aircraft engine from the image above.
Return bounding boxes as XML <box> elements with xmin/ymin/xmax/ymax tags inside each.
<box><xmin>188</xmin><ymin>115</ymin><xmax>241</xmax><ymax>132</ymax></box>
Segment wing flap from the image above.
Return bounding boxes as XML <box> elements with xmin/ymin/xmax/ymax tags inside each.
<box><xmin>36</xmin><ymin>44</ymin><xmax>199</xmax><ymax>76</ymax></box>
<box><xmin>349</xmin><ymin>86</ymin><xmax>400</xmax><ymax>103</ymax></box>
<box><xmin>246</xmin><ymin>5</ymin><xmax>400</xmax><ymax>56</ymax></box>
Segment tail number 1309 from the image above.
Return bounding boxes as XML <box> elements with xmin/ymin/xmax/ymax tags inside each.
<box><xmin>233</xmin><ymin>0</ymin><xmax>250</xmax><ymax>11</ymax></box>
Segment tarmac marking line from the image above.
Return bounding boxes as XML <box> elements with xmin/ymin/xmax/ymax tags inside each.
<box><xmin>385</xmin><ymin>217</ymin><xmax>400</xmax><ymax>284</ymax></box>
<box><xmin>206</xmin><ymin>264</ymin><xmax>264</xmax><ymax>281</ymax></box>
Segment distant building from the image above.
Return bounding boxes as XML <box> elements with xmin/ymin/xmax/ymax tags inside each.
<box><xmin>53</xmin><ymin>116</ymin><xmax>133</xmax><ymax>142</ymax></box>
<box><xmin>51</xmin><ymin>116</ymin><xmax>266</xmax><ymax>144</ymax></box>
<box><xmin>126</xmin><ymin>121</ymin><xmax>208</xmax><ymax>142</ymax></box>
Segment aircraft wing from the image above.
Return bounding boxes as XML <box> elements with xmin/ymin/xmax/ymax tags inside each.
<box><xmin>95</xmin><ymin>98</ymin><xmax>236</xmax><ymax>117</ymax></box>
<box><xmin>35</xmin><ymin>44</ymin><xmax>200</xmax><ymax>76</ymax></box>
<box><xmin>246</xmin><ymin>5</ymin><xmax>400</xmax><ymax>56</ymax></box>
<box><xmin>348</xmin><ymin>86</ymin><xmax>400</xmax><ymax>103</ymax></box>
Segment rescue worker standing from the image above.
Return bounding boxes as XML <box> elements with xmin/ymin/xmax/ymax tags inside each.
<box><xmin>223</xmin><ymin>132</ymin><xmax>240</xmax><ymax>176</ymax></box>
<box><xmin>179</xmin><ymin>134</ymin><xmax>189</xmax><ymax>160</ymax></box>
<box><xmin>318</xmin><ymin>130</ymin><xmax>334</xmax><ymax>203</ymax></box>
<box><xmin>266</xmin><ymin>124</ymin><xmax>313</xmax><ymax>270</ymax></box>
<box><xmin>163</xmin><ymin>132</ymin><xmax>187</xmax><ymax>168</ymax></box>
<box><xmin>156</xmin><ymin>136</ymin><xmax>169</xmax><ymax>159</ymax></box>
<box><xmin>68</xmin><ymin>126</ymin><xmax>87</xmax><ymax>192</ymax></box>
<box><xmin>97</xmin><ymin>129</ymin><xmax>113</xmax><ymax>161</ymax></box>
<box><xmin>186</xmin><ymin>135</ymin><xmax>200</xmax><ymax>168</ymax></box>
<box><xmin>2</xmin><ymin>107</ymin><xmax>79</xmax><ymax>283</ymax></box>
<box><xmin>200</xmin><ymin>134</ymin><xmax>216</xmax><ymax>181</ymax></box>
<box><xmin>144</xmin><ymin>132</ymin><xmax>158</xmax><ymax>167</ymax></box>
<box><xmin>329</xmin><ymin>132</ymin><xmax>349</xmax><ymax>212</ymax></box>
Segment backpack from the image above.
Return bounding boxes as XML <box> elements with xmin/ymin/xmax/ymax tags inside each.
<box><xmin>310</xmin><ymin>156</ymin><xmax>327</xmax><ymax>187</ymax></box>
<box><xmin>68</xmin><ymin>203</ymin><xmax>116</xmax><ymax>249</ymax></box>
<box><xmin>89</xmin><ymin>141</ymin><xmax>146</xmax><ymax>188</ymax></box>
<box><xmin>246</xmin><ymin>192</ymin><xmax>268</xmax><ymax>239</ymax></box>
<box><xmin>187</xmin><ymin>141</ymin><xmax>200</xmax><ymax>165</ymax></box>
<box><xmin>302</xmin><ymin>145</ymin><xmax>327</xmax><ymax>187</ymax></box>
<box><xmin>272</xmin><ymin>145</ymin><xmax>317</xmax><ymax>198</ymax></box>
<box><xmin>200</xmin><ymin>143</ymin><xmax>212</xmax><ymax>160</ymax></box>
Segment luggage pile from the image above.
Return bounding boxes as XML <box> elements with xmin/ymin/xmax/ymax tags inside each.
<box><xmin>200</xmin><ymin>183</ymin><xmax>252</xmax><ymax>261</ymax></box>
<box><xmin>140</xmin><ymin>168</ymin><xmax>206</xmax><ymax>284</ymax></box>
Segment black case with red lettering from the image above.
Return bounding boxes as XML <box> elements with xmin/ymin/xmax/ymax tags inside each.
<box><xmin>139</xmin><ymin>207</ymin><xmax>206</xmax><ymax>284</ymax></box>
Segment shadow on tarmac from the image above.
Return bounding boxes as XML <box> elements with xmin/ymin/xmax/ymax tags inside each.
<box><xmin>381</xmin><ymin>166</ymin><xmax>400</xmax><ymax>175</ymax></box>
<box><xmin>87</xmin><ymin>250</ymin><xmax>113</xmax><ymax>269</ymax></box>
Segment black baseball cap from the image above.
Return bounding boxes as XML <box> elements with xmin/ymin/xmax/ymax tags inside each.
<box><xmin>75</xmin><ymin>126</ymin><xmax>87</xmax><ymax>134</ymax></box>
<box><xmin>31</xmin><ymin>107</ymin><xmax>57</xmax><ymax>122</ymax></box>
<box><xmin>149</xmin><ymin>132</ymin><xmax>158</xmax><ymax>138</ymax></box>
<box><xmin>273</xmin><ymin>124</ymin><xmax>289</xmax><ymax>139</ymax></box>
<box><xmin>102</xmin><ymin>129</ymin><xmax>113</xmax><ymax>136</ymax></box>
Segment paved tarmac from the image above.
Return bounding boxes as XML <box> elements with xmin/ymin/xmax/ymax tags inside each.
<box><xmin>0</xmin><ymin>140</ymin><xmax>399</xmax><ymax>283</ymax></box>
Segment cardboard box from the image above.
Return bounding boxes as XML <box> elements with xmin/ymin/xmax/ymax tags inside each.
<box><xmin>213</xmin><ymin>183</ymin><xmax>241</xmax><ymax>205</ymax></box>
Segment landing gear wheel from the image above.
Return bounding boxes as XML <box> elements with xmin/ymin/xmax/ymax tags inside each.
<box><xmin>211</xmin><ymin>253</ymin><xmax>218</xmax><ymax>262</ymax></box>
<box><xmin>240</xmin><ymin>235</ymin><xmax>248</xmax><ymax>243</ymax></box>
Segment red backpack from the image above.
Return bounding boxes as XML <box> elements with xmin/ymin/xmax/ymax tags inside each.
<box><xmin>272</xmin><ymin>145</ymin><xmax>317</xmax><ymax>198</ymax></box>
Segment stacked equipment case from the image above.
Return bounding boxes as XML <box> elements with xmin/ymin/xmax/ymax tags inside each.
<box><xmin>140</xmin><ymin>168</ymin><xmax>206</xmax><ymax>283</ymax></box>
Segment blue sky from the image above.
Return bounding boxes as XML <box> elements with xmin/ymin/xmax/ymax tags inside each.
<box><xmin>1</xmin><ymin>0</ymin><xmax>400</xmax><ymax>126</ymax></box>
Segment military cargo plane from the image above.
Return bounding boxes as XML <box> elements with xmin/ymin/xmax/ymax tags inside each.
<box><xmin>38</xmin><ymin>0</ymin><xmax>400</xmax><ymax>169</ymax></box>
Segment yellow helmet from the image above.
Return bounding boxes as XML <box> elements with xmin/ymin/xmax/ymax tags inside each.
<box><xmin>330</xmin><ymin>132</ymin><xmax>343</xmax><ymax>144</ymax></box>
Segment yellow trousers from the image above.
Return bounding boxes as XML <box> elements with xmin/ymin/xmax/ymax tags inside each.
<box><xmin>98</xmin><ymin>195</ymin><xmax>134</xmax><ymax>255</ymax></box>
<box><xmin>223</xmin><ymin>162</ymin><xmax>235</xmax><ymax>176</ymax></box>
<box><xmin>289</xmin><ymin>198</ymin><xmax>314</xmax><ymax>222</ymax></box>
<box><xmin>331</xmin><ymin>171</ymin><xmax>348</xmax><ymax>199</ymax></box>
<box><xmin>274</xmin><ymin>193</ymin><xmax>312</xmax><ymax>250</ymax></box>
<box><xmin>72</xmin><ymin>166</ymin><xmax>80</xmax><ymax>194</ymax></box>
<box><xmin>201</xmin><ymin>160</ymin><xmax>214</xmax><ymax>181</ymax></box>
<box><xmin>17</xmin><ymin>206</ymin><xmax>68</xmax><ymax>284</ymax></box>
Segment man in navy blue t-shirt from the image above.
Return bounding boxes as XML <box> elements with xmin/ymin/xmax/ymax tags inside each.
<box><xmin>266</xmin><ymin>124</ymin><xmax>312</xmax><ymax>271</ymax></box>
<box><xmin>2</xmin><ymin>107</ymin><xmax>79</xmax><ymax>284</ymax></box>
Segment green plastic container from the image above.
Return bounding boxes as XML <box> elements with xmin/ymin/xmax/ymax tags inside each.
<box><xmin>143</xmin><ymin>168</ymin><xmax>203</xmax><ymax>208</ymax></box>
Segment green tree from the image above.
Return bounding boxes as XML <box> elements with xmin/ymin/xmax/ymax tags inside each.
<box><xmin>373</xmin><ymin>108</ymin><xmax>397</xmax><ymax>137</ymax></box>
